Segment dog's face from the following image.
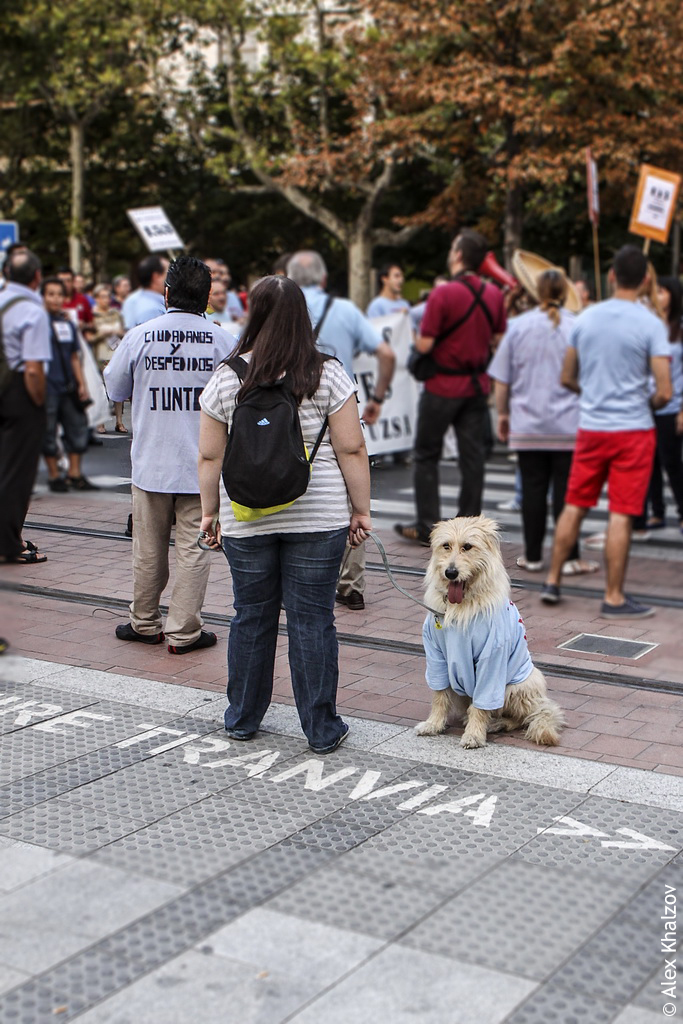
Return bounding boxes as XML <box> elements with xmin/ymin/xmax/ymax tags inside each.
<box><xmin>427</xmin><ymin>516</ymin><xmax>503</xmax><ymax>607</ymax></box>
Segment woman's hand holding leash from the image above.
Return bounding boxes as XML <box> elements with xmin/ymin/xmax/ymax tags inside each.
<box><xmin>349</xmin><ymin>513</ymin><xmax>372</xmax><ymax>548</ymax></box>
<box><xmin>198</xmin><ymin>515</ymin><xmax>222</xmax><ymax>551</ymax></box>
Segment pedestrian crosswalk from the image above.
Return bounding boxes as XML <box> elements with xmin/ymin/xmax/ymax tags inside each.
<box><xmin>370</xmin><ymin>458</ymin><xmax>683</xmax><ymax>552</ymax></box>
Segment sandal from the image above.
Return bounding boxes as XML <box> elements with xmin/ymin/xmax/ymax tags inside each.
<box><xmin>646</xmin><ymin>518</ymin><xmax>666</xmax><ymax>530</ymax></box>
<box><xmin>516</xmin><ymin>556</ymin><xmax>543</xmax><ymax>572</ymax></box>
<box><xmin>0</xmin><ymin>549</ymin><xmax>48</xmax><ymax>565</ymax></box>
<box><xmin>561</xmin><ymin>559</ymin><xmax>599</xmax><ymax>576</ymax></box>
<box><xmin>115</xmin><ymin>423</ymin><xmax>128</xmax><ymax>434</ymax></box>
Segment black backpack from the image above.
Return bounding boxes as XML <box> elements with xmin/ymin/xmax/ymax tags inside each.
<box><xmin>221</xmin><ymin>354</ymin><xmax>334</xmax><ymax>522</ymax></box>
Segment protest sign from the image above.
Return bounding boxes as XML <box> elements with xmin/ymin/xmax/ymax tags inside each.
<box><xmin>585</xmin><ymin>147</ymin><xmax>602</xmax><ymax>299</ymax></box>
<box><xmin>629</xmin><ymin>165</ymin><xmax>681</xmax><ymax>246</ymax></box>
<box><xmin>353</xmin><ymin>311</ymin><xmax>419</xmax><ymax>456</ymax></box>
<box><xmin>126</xmin><ymin>207</ymin><xmax>184</xmax><ymax>252</ymax></box>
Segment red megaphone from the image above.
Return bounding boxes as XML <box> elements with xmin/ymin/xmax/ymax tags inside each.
<box><xmin>478</xmin><ymin>251</ymin><xmax>517</xmax><ymax>290</ymax></box>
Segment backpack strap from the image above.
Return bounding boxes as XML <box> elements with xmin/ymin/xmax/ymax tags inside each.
<box><xmin>0</xmin><ymin>296</ymin><xmax>32</xmax><ymax>372</ymax></box>
<box><xmin>225</xmin><ymin>355</ymin><xmax>249</xmax><ymax>380</ymax></box>
<box><xmin>456</xmin><ymin>276</ymin><xmax>495</xmax><ymax>331</ymax></box>
<box><xmin>313</xmin><ymin>295</ymin><xmax>334</xmax><ymax>339</ymax></box>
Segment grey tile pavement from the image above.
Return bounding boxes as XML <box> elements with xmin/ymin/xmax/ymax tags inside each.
<box><xmin>0</xmin><ymin>671</ymin><xmax>682</xmax><ymax>1022</ymax></box>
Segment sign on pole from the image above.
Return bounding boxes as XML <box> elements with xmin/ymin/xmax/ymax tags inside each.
<box><xmin>586</xmin><ymin>148</ymin><xmax>599</xmax><ymax>226</ymax></box>
<box><xmin>126</xmin><ymin>206</ymin><xmax>184</xmax><ymax>253</ymax></box>
<box><xmin>585</xmin><ymin>148</ymin><xmax>601</xmax><ymax>300</ymax></box>
<box><xmin>353</xmin><ymin>312</ymin><xmax>419</xmax><ymax>456</ymax></box>
<box><xmin>629</xmin><ymin>164</ymin><xmax>682</xmax><ymax>246</ymax></box>
<box><xmin>0</xmin><ymin>221</ymin><xmax>19</xmax><ymax>269</ymax></box>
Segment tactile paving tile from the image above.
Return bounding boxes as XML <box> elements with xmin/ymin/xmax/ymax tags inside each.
<box><xmin>632</xmin><ymin>963</ymin><xmax>678</xmax><ymax>1015</ymax></box>
<box><xmin>267</xmin><ymin>862</ymin><xmax>446</xmax><ymax>939</ymax></box>
<box><xmin>620</xmin><ymin>858</ymin><xmax>683</xmax><ymax>923</ymax></box>
<box><xmin>518</xmin><ymin>795</ymin><xmax>683</xmax><ymax>877</ymax></box>
<box><xmin>338</xmin><ymin>844</ymin><xmax>504</xmax><ymax>893</ymax></box>
<box><xmin>551</xmin><ymin>905</ymin><xmax>666</xmax><ymax>1001</ymax></box>
<box><xmin>62</xmin><ymin>760</ymin><xmax>221</xmax><ymax>825</ymax></box>
<box><xmin>0</xmin><ymin>792</ymin><xmax>143</xmax><ymax>854</ymax></box>
<box><xmin>501</xmin><ymin>981</ymin><xmax>621</xmax><ymax>1024</ymax></box>
<box><xmin>400</xmin><ymin>856</ymin><xmax>633</xmax><ymax>980</ymax></box>
<box><xmin>0</xmin><ymin>685</ymin><xmax>96</xmax><ymax>734</ymax></box>
<box><xmin>286</xmin><ymin>815</ymin><xmax>382</xmax><ymax>852</ymax></box>
<box><xmin>93</xmin><ymin>795</ymin><xmax>316</xmax><ymax>886</ymax></box>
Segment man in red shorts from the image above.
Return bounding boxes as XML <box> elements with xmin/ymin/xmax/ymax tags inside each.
<box><xmin>541</xmin><ymin>246</ymin><xmax>671</xmax><ymax>617</ymax></box>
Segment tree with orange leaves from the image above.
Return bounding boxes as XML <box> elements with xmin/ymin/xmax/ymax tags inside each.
<box><xmin>360</xmin><ymin>0</ymin><xmax>683</xmax><ymax>265</ymax></box>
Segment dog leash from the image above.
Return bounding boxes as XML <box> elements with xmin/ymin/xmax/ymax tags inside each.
<box><xmin>341</xmin><ymin>531</ymin><xmax>444</xmax><ymax>617</ymax></box>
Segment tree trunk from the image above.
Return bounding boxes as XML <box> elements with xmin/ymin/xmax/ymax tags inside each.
<box><xmin>503</xmin><ymin>184</ymin><xmax>523</xmax><ymax>270</ymax></box>
<box><xmin>347</xmin><ymin>231</ymin><xmax>373</xmax><ymax>310</ymax></box>
<box><xmin>69</xmin><ymin>121</ymin><xmax>85</xmax><ymax>273</ymax></box>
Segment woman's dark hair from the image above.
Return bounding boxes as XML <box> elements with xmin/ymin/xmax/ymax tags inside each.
<box><xmin>658</xmin><ymin>276</ymin><xmax>683</xmax><ymax>342</ymax></box>
<box><xmin>233</xmin><ymin>276</ymin><xmax>324</xmax><ymax>404</ymax></box>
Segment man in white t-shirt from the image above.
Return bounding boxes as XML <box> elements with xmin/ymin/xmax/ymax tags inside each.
<box><xmin>542</xmin><ymin>246</ymin><xmax>671</xmax><ymax>618</ymax></box>
<box><xmin>105</xmin><ymin>256</ymin><xmax>235</xmax><ymax>653</ymax></box>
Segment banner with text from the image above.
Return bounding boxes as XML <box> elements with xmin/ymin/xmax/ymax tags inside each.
<box><xmin>353</xmin><ymin>312</ymin><xmax>419</xmax><ymax>456</ymax></box>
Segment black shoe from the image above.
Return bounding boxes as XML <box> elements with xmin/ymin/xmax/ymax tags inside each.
<box><xmin>125</xmin><ymin>513</ymin><xmax>133</xmax><ymax>538</ymax></box>
<box><xmin>48</xmin><ymin>477</ymin><xmax>70</xmax><ymax>493</ymax></box>
<box><xmin>225</xmin><ymin>727</ymin><xmax>257</xmax><ymax>741</ymax></box>
<box><xmin>67</xmin><ymin>475</ymin><xmax>100</xmax><ymax>491</ymax></box>
<box><xmin>309</xmin><ymin>724</ymin><xmax>349</xmax><ymax>755</ymax></box>
<box><xmin>168</xmin><ymin>630</ymin><xmax>217</xmax><ymax>655</ymax></box>
<box><xmin>540</xmin><ymin>583</ymin><xmax>561</xmax><ymax>605</ymax></box>
<box><xmin>115</xmin><ymin>623</ymin><xmax>165</xmax><ymax>644</ymax></box>
<box><xmin>336</xmin><ymin>590</ymin><xmax>365</xmax><ymax>611</ymax></box>
<box><xmin>394</xmin><ymin>523</ymin><xmax>430</xmax><ymax>547</ymax></box>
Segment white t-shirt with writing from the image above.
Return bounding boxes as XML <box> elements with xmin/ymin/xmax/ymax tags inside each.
<box><xmin>200</xmin><ymin>356</ymin><xmax>357</xmax><ymax>537</ymax></box>
<box><xmin>104</xmin><ymin>310</ymin><xmax>236</xmax><ymax>493</ymax></box>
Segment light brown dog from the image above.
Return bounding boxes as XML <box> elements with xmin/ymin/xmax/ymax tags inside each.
<box><xmin>416</xmin><ymin>516</ymin><xmax>564</xmax><ymax>749</ymax></box>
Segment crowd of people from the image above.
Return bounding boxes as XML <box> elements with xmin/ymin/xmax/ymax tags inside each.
<box><xmin>0</xmin><ymin>232</ymin><xmax>680</xmax><ymax>747</ymax></box>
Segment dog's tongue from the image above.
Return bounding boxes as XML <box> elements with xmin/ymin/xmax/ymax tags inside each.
<box><xmin>447</xmin><ymin>580</ymin><xmax>464</xmax><ymax>605</ymax></box>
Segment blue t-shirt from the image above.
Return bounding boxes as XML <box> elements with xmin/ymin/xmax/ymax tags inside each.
<box><xmin>46</xmin><ymin>315</ymin><xmax>79</xmax><ymax>395</ymax></box>
<box><xmin>569</xmin><ymin>299</ymin><xmax>670</xmax><ymax>431</ymax></box>
<box><xmin>422</xmin><ymin>601</ymin><xmax>533</xmax><ymax>710</ymax></box>
<box><xmin>301</xmin><ymin>286</ymin><xmax>381</xmax><ymax>379</ymax></box>
<box><xmin>122</xmin><ymin>289</ymin><xmax>166</xmax><ymax>329</ymax></box>
<box><xmin>366</xmin><ymin>296</ymin><xmax>410</xmax><ymax>318</ymax></box>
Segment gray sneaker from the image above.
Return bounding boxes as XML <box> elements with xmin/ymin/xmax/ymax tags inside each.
<box><xmin>600</xmin><ymin>596</ymin><xmax>655</xmax><ymax>619</ymax></box>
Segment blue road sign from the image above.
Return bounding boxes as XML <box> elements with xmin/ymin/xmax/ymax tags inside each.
<box><xmin>0</xmin><ymin>222</ymin><xmax>19</xmax><ymax>266</ymax></box>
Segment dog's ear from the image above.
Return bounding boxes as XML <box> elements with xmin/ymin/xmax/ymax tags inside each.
<box><xmin>478</xmin><ymin>516</ymin><xmax>502</xmax><ymax>552</ymax></box>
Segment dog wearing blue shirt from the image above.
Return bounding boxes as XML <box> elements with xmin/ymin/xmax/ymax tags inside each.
<box><xmin>417</xmin><ymin>516</ymin><xmax>564</xmax><ymax>749</ymax></box>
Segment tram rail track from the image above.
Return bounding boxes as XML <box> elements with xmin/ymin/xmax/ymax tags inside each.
<box><xmin>21</xmin><ymin>520</ymin><xmax>683</xmax><ymax>611</ymax></box>
<box><xmin>2</xmin><ymin>577</ymin><xmax>682</xmax><ymax>697</ymax></box>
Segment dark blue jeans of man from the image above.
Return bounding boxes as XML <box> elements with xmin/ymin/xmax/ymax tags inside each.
<box><xmin>222</xmin><ymin>527</ymin><xmax>348</xmax><ymax>749</ymax></box>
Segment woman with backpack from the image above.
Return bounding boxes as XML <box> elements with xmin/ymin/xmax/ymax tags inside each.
<box><xmin>198</xmin><ymin>275</ymin><xmax>371</xmax><ymax>754</ymax></box>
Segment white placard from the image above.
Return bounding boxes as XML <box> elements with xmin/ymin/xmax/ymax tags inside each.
<box><xmin>126</xmin><ymin>206</ymin><xmax>184</xmax><ymax>252</ymax></box>
<box><xmin>352</xmin><ymin>312</ymin><xmax>419</xmax><ymax>456</ymax></box>
<box><xmin>635</xmin><ymin>174</ymin><xmax>676</xmax><ymax>232</ymax></box>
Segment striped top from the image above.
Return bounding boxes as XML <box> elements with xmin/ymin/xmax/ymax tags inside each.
<box><xmin>488</xmin><ymin>307</ymin><xmax>579</xmax><ymax>451</ymax></box>
<box><xmin>199</xmin><ymin>355</ymin><xmax>357</xmax><ymax>537</ymax></box>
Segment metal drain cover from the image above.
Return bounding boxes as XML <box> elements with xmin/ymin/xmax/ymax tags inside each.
<box><xmin>558</xmin><ymin>633</ymin><xmax>658</xmax><ymax>660</ymax></box>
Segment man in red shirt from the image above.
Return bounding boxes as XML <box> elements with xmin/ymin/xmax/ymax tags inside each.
<box><xmin>395</xmin><ymin>230</ymin><xmax>506</xmax><ymax>544</ymax></box>
<box><xmin>57</xmin><ymin>267</ymin><xmax>93</xmax><ymax>326</ymax></box>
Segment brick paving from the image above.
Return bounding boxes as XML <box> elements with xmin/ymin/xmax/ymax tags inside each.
<box><xmin>2</xmin><ymin>488</ymin><xmax>683</xmax><ymax>776</ymax></box>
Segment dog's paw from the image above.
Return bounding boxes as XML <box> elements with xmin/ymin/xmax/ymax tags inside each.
<box><xmin>415</xmin><ymin>720</ymin><xmax>442</xmax><ymax>737</ymax></box>
<box><xmin>460</xmin><ymin>733</ymin><xmax>486</xmax><ymax>749</ymax></box>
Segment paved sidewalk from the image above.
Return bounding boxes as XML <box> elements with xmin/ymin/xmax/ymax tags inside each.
<box><xmin>2</xmin><ymin>489</ymin><xmax>683</xmax><ymax>776</ymax></box>
<box><xmin>1</xmin><ymin>656</ymin><xmax>683</xmax><ymax>1023</ymax></box>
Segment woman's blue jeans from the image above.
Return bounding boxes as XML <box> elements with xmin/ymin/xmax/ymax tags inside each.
<box><xmin>222</xmin><ymin>527</ymin><xmax>348</xmax><ymax>750</ymax></box>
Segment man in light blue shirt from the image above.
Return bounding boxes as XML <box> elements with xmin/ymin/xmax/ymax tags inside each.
<box><xmin>366</xmin><ymin>263</ymin><xmax>411</xmax><ymax>319</ymax></box>
<box><xmin>542</xmin><ymin>245</ymin><xmax>672</xmax><ymax>618</ymax></box>
<box><xmin>122</xmin><ymin>254</ymin><xmax>168</xmax><ymax>329</ymax></box>
<box><xmin>288</xmin><ymin>250</ymin><xmax>396</xmax><ymax>611</ymax></box>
